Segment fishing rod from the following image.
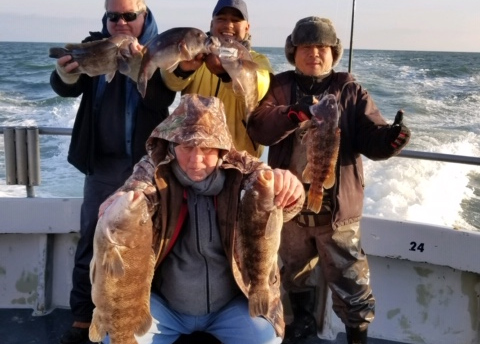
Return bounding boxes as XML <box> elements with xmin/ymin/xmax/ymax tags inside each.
<box><xmin>348</xmin><ymin>0</ymin><xmax>356</xmax><ymax>73</ymax></box>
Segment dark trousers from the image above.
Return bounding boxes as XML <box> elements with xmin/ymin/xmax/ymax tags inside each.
<box><xmin>279</xmin><ymin>219</ymin><xmax>375</xmax><ymax>329</ymax></box>
<box><xmin>70</xmin><ymin>168</ymin><xmax>131</xmax><ymax>322</ymax></box>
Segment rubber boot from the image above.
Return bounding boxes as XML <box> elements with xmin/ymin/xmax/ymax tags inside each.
<box><xmin>346</xmin><ymin>326</ymin><xmax>368</xmax><ymax>344</ymax></box>
<box><xmin>282</xmin><ymin>290</ymin><xmax>317</xmax><ymax>344</ymax></box>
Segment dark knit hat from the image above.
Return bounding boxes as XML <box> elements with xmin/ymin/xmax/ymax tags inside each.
<box><xmin>212</xmin><ymin>0</ymin><xmax>248</xmax><ymax>21</ymax></box>
<box><xmin>285</xmin><ymin>16</ymin><xmax>343</xmax><ymax>68</ymax></box>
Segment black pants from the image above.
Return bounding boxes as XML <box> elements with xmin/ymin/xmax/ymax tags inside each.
<box><xmin>70</xmin><ymin>165</ymin><xmax>131</xmax><ymax>322</ymax></box>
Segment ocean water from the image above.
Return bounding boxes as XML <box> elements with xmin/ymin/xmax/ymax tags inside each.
<box><xmin>0</xmin><ymin>42</ymin><xmax>479</xmax><ymax>231</ymax></box>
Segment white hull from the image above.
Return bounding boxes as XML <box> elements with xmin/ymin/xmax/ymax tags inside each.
<box><xmin>1</xmin><ymin>197</ymin><xmax>479</xmax><ymax>344</ymax></box>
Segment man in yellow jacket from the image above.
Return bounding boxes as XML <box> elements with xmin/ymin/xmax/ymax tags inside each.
<box><xmin>161</xmin><ymin>0</ymin><xmax>272</xmax><ymax>158</ymax></box>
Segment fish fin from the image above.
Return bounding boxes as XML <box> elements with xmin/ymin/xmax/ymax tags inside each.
<box><xmin>105</xmin><ymin>71</ymin><xmax>116</xmax><ymax>83</ymax></box>
<box><xmin>231</xmin><ymin>78</ymin><xmax>246</xmax><ymax>95</ymax></box>
<box><xmin>300</xmin><ymin>127</ymin><xmax>312</xmax><ymax>145</ymax></box>
<box><xmin>137</xmin><ymin>73</ymin><xmax>148</xmax><ymax>98</ymax></box>
<box><xmin>248</xmin><ymin>288</ymin><xmax>270</xmax><ymax>317</ymax></box>
<box><xmin>307</xmin><ymin>189</ymin><xmax>323</xmax><ymax>214</ymax></box>
<box><xmin>118</xmin><ymin>47</ymin><xmax>132</xmax><ymax>59</ymax></box>
<box><xmin>302</xmin><ymin>163</ymin><xmax>312</xmax><ymax>184</ymax></box>
<box><xmin>239</xmin><ymin>258</ymin><xmax>250</xmax><ymax>286</ymax></box>
<box><xmin>323</xmin><ymin>129</ymin><xmax>341</xmax><ymax>189</ymax></box>
<box><xmin>177</xmin><ymin>40</ymin><xmax>192</xmax><ymax>60</ymax></box>
<box><xmin>135</xmin><ymin>313</ymin><xmax>153</xmax><ymax>336</ymax></box>
<box><xmin>299</xmin><ymin>120</ymin><xmax>312</xmax><ymax>132</ymax></box>
<box><xmin>64</xmin><ymin>40</ymin><xmax>103</xmax><ymax>50</ymax></box>
<box><xmin>89</xmin><ymin>311</ymin><xmax>105</xmax><ymax>342</ymax></box>
<box><xmin>117</xmin><ymin>57</ymin><xmax>131</xmax><ymax>74</ymax></box>
<box><xmin>165</xmin><ymin>62</ymin><xmax>180</xmax><ymax>73</ymax></box>
<box><xmin>264</xmin><ymin>209</ymin><xmax>282</xmax><ymax>239</ymax></box>
<box><xmin>48</xmin><ymin>47</ymin><xmax>68</xmax><ymax>58</ymax></box>
<box><xmin>137</xmin><ymin>64</ymin><xmax>158</xmax><ymax>97</ymax></box>
<box><xmin>241</xmin><ymin>59</ymin><xmax>259</xmax><ymax>71</ymax></box>
<box><xmin>102</xmin><ymin>247</ymin><xmax>125</xmax><ymax>277</ymax></box>
<box><xmin>323</xmin><ymin>172</ymin><xmax>336</xmax><ymax>189</ymax></box>
<box><xmin>90</xmin><ymin>259</ymin><xmax>97</xmax><ymax>284</ymax></box>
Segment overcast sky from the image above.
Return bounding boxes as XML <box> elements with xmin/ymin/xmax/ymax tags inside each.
<box><xmin>1</xmin><ymin>0</ymin><xmax>479</xmax><ymax>52</ymax></box>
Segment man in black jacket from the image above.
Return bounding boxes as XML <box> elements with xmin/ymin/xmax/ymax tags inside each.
<box><xmin>247</xmin><ymin>16</ymin><xmax>410</xmax><ymax>344</ymax></box>
<box><xmin>50</xmin><ymin>0</ymin><xmax>175</xmax><ymax>343</ymax></box>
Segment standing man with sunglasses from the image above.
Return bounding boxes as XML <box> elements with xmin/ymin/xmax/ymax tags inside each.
<box><xmin>50</xmin><ymin>1</ymin><xmax>175</xmax><ymax>343</ymax></box>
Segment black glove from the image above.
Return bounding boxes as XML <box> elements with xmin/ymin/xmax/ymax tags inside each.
<box><xmin>388</xmin><ymin>110</ymin><xmax>411</xmax><ymax>149</ymax></box>
<box><xmin>287</xmin><ymin>96</ymin><xmax>316</xmax><ymax>123</ymax></box>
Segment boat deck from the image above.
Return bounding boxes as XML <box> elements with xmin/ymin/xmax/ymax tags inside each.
<box><xmin>1</xmin><ymin>308</ymin><xmax>401</xmax><ymax>344</ymax></box>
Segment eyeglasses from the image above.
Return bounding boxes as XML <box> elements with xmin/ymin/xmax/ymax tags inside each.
<box><xmin>106</xmin><ymin>10</ymin><xmax>144</xmax><ymax>23</ymax></box>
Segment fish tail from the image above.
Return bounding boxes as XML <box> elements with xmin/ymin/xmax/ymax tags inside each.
<box><xmin>249</xmin><ymin>288</ymin><xmax>270</xmax><ymax>317</ymax></box>
<box><xmin>307</xmin><ymin>189</ymin><xmax>324</xmax><ymax>214</ymax></box>
<box><xmin>48</xmin><ymin>47</ymin><xmax>68</xmax><ymax>58</ymax></box>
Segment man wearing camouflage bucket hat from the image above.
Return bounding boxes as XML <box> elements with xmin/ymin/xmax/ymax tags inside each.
<box><xmin>99</xmin><ymin>93</ymin><xmax>305</xmax><ymax>344</ymax></box>
<box><xmin>247</xmin><ymin>17</ymin><xmax>411</xmax><ymax>344</ymax></box>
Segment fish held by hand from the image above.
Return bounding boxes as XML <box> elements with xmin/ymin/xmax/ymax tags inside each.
<box><xmin>137</xmin><ymin>27</ymin><xmax>210</xmax><ymax>97</ymax></box>
<box><xmin>89</xmin><ymin>190</ymin><xmax>155</xmax><ymax>344</ymax></box>
<box><xmin>302</xmin><ymin>94</ymin><xmax>341</xmax><ymax>213</ymax></box>
<box><xmin>49</xmin><ymin>34</ymin><xmax>140</xmax><ymax>83</ymax></box>
<box><xmin>206</xmin><ymin>36</ymin><xmax>259</xmax><ymax>116</ymax></box>
<box><xmin>238</xmin><ymin>169</ymin><xmax>283</xmax><ymax>317</ymax></box>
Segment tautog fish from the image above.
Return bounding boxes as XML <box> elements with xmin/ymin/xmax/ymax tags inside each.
<box><xmin>206</xmin><ymin>36</ymin><xmax>259</xmax><ymax>116</ymax></box>
<box><xmin>49</xmin><ymin>34</ymin><xmax>140</xmax><ymax>82</ymax></box>
<box><xmin>137</xmin><ymin>27</ymin><xmax>210</xmax><ymax>97</ymax></box>
<box><xmin>89</xmin><ymin>190</ymin><xmax>155</xmax><ymax>344</ymax></box>
<box><xmin>302</xmin><ymin>94</ymin><xmax>341</xmax><ymax>213</ymax></box>
<box><xmin>238</xmin><ymin>169</ymin><xmax>283</xmax><ymax>317</ymax></box>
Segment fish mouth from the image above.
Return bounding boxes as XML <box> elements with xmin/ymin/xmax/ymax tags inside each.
<box><xmin>257</xmin><ymin>169</ymin><xmax>274</xmax><ymax>186</ymax></box>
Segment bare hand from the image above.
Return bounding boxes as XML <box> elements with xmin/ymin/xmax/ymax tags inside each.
<box><xmin>56</xmin><ymin>55</ymin><xmax>79</xmax><ymax>73</ymax></box>
<box><xmin>272</xmin><ymin>169</ymin><xmax>304</xmax><ymax>208</ymax></box>
<box><xmin>179</xmin><ymin>53</ymin><xmax>206</xmax><ymax>72</ymax></box>
<box><xmin>98</xmin><ymin>191</ymin><xmax>126</xmax><ymax>218</ymax></box>
<box><xmin>128</xmin><ymin>42</ymin><xmax>144</xmax><ymax>59</ymax></box>
<box><xmin>204</xmin><ymin>53</ymin><xmax>226</xmax><ymax>75</ymax></box>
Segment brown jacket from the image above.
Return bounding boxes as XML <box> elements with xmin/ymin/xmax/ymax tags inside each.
<box><xmin>247</xmin><ymin>70</ymin><xmax>408</xmax><ymax>229</ymax></box>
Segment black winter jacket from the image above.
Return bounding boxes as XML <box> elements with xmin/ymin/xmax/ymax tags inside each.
<box><xmin>49</xmin><ymin>11</ymin><xmax>176</xmax><ymax>175</ymax></box>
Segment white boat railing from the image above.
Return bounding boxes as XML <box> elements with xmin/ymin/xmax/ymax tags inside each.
<box><xmin>1</xmin><ymin>125</ymin><xmax>479</xmax><ymax>165</ymax></box>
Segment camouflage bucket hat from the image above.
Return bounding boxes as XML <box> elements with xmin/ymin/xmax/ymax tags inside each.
<box><xmin>150</xmin><ymin>94</ymin><xmax>233</xmax><ymax>151</ymax></box>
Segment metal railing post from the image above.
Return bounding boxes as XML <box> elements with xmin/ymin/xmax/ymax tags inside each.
<box><xmin>2</xmin><ymin>126</ymin><xmax>41</xmax><ymax>197</ymax></box>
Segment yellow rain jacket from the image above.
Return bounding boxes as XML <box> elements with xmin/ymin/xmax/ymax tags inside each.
<box><xmin>161</xmin><ymin>50</ymin><xmax>273</xmax><ymax>158</ymax></box>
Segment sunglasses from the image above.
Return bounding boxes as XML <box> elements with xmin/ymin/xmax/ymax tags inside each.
<box><xmin>106</xmin><ymin>10</ymin><xmax>144</xmax><ymax>23</ymax></box>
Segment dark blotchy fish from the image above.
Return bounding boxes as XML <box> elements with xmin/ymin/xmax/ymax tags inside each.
<box><xmin>238</xmin><ymin>169</ymin><xmax>283</xmax><ymax>317</ymax></box>
<box><xmin>207</xmin><ymin>36</ymin><xmax>259</xmax><ymax>115</ymax></box>
<box><xmin>49</xmin><ymin>34</ymin><xmax>140</xmax><ymax>82</ymax></box>
<box><xmin>302</xmin><ymin>94</ymin><xmax>341</xmax><ymax>213</ymax></box>
<box><xmin>137</xmin><ymin>27</ymin><xmax>210</xmax><ymax>97</ymax></box>
<box><xmin>89</xmin><ymin>190</ymin><xmax>155</xmax><ymax>344</ymax></box>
